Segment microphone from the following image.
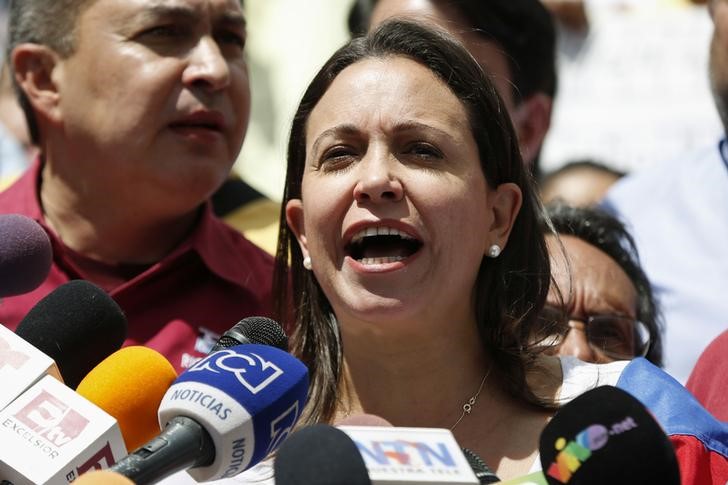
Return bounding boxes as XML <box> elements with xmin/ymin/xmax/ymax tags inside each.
<box><xmin>76</xmin><ymin>346</ymin><xmax>177</xmax><ymax>452</ymax></box>
<box><xmin>73</xmin><ymin>470</ymin><xmax>135</xmax><ymax>484</ymax></box>
<box><xmin>0</xmin><ymin>214</ymin><xmax>52</xmax><ymax>298</ymax></box>
<box><xmin>335</xmin><ymin>414</ymin><xmax>495</xmax><ymax>484</ymax></box>
<box><xmin>338</xmin><ymin>425</ymin><xmax>480</xmax><ymax>484</ymax></box>
<box><xmin>15</xmin><ymin>279</ymin><xmax>127</xmax><ymax>389</ymax></box>
<box><xmin>0</xmin><ymin>280</ymin><xmax>127</xmax><ymax>410</ymax></box>
<box><xmin>0</xmin><ymin>374</ymin><xmax>127</xmax><ymax>484</ymax></box>
<box><xmin>210</xmin><ymin>315</ymin><xmax>289</xmax><ymax>352</ymax></box>
<box><xmin>110</xmin><ymin>343</ymin><xmax>309</xmax><ymax>483</ymax></box>
<box><xmin>539</xmin><ymin>385</ymin><xmax>680</xmax><ymax>484</ymax></box>
<box><xmin>274</xmin><ymin>423</ymin><xmax>372</xmax><ymax>485</ymax></box>
<box><xmin>0</xmin><ymin>323</ymin><xmax>62</xmax><ymax>410</ymax></box>
<box><xmin>337</xmin><ymin>413</ymin><xmax>498</xmax><ymax>483</ymax></box>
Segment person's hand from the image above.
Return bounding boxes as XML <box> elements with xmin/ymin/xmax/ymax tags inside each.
<box><xmin>541</xmin><ymin>0</ymin><xmax>589</xmax><ymax>33</ymax></box>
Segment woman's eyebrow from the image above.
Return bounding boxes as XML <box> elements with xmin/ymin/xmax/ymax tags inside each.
<box><xmin>311</xmin><ymin>124</ymin><xmax>361</xmax><ymax>156</ymax></box>
<box><xmin>390</xmin><ymin>120</ymin><xmax>458</xmax><ymax>142</ymax></box>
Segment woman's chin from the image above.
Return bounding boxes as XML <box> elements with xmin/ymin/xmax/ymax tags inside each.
<box><xmin>333</xmin><ymin>295</ymin><xmax>420</xmax><ymax>325</ymax></box>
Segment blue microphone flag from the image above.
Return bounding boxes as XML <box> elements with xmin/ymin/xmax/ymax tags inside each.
<box><xmin>159</xmin><ymin>344</ymin><xmax>308</xmax><ymax>481</ymax></box>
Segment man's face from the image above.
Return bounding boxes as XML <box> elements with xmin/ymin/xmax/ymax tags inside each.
<box><xmin>710</xmin><ymin>0</ymin><xmax>728</xmax><ymax>133</ymax></box>
<box><xmin>54</xmin><ymin>0</ymin><xmax>250</xmax><ymax>208</ymax></box>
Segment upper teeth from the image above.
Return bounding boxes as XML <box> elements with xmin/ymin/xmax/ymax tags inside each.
<box><xmin>350</xmin><ymin>227</ymin><xmax>415</xmax><ymax>244</ymax></box>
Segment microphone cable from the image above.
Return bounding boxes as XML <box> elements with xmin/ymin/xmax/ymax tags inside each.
<box><xmin>462</xmin><ymin>447</ymin><xmax>500</xmax><ymax>484</ymax></box>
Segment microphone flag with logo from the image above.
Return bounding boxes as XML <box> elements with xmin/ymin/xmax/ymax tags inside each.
<box><xmin>164</xmin><ymin>344</ymin><xmax>308</xmax><ymax>480</ymax></box>
<box><xmin>0</xmin><ymin>323</ymin><xmax>62</xmax><ymax>410</ymax></box>
<box><xmin>338</xmin><ymin>425</ymin><xmax>480</xmax><ymax>484</ymax></box>
<box><xmin>0</xmin><ymin>375</ymin><xmax>126</xmax><ymax>485</ymax></box>
<box><xmin>110</xmin><ymin>342</ymin><xmax>309</xmax><ymax>484</ymax></box>
<box><xmin>539</xmin><ymin>385</ymin><xmax>680</xmax><ymax>485</ymax></box>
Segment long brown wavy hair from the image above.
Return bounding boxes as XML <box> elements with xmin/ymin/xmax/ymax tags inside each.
<box><xmin>274</xmin><ymin>19</ymin><xmax>552</xmax><ymax>425</ymax></box>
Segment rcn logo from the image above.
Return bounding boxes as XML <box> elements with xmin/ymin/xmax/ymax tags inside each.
<box><xmin>15</xmin><ymin>390</ymin><xmax>89</xmax><ymax>447</ymax></box>
<box><xmin>188</xmin><ymin>349</ymin><xmax>283</xmax><ymax>394</ymax></box>
<box><xmin>0</xmin><ymin>335</ymin><xmax>30</xmax><ymax>371</ymax></box>
<box><xmin>267</xmin><ymin>400</ymin><xmax>301</xmax><ymax>455</ymax></box>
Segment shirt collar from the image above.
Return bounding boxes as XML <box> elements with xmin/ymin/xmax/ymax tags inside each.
<box><xmin>186</xmin><ymin>202</ymin><xmax>263</xmax><ymax>287</ymax></box>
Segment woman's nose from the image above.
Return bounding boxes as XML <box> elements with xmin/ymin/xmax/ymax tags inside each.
<box><xmin>353</xmin><ymin>155</ymin><xmax>404</xmax><ymax>203</ymax></box>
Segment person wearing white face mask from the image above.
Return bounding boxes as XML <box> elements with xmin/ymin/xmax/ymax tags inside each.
<box><xmin>540</xmin><ymin>202</ymin><xmax>663</xmax><ymax>366</ymax></box>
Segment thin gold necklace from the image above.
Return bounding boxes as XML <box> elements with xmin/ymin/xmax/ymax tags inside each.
<box><xmin>451</xmin><ymin>367</ymin><xmax>492</xmax><ymax>431</ymax></box>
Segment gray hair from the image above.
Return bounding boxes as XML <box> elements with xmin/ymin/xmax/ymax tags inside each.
<box><xmin>6</xmin><ymin>0</ymin><xmax>95</xmax><ymax>144</ymax></box>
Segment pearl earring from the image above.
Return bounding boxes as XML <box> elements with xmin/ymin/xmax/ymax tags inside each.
<box><xmin>487</xmin><ymin>244</ymin><xmax>502</xmax><ymax>258</ymax></box>
<box><xmin>303</xmin><ymin>256</ymin><xmax>312</xmax><ymax>270</ymax></box>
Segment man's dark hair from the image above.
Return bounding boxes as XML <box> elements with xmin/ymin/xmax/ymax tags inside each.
<box><xmin>347</xmin><ymin>0</ymin><xmax>557</xmax><ymax>103</ymax></box>
<box><xmin>545</xmin><ymin>202</ymin><xmax>664</xmax><ymax>366</ymax></box>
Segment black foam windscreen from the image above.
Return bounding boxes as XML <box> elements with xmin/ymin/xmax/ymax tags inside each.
<box><xmin>210</xmin><ymin>316</ymin><xmax>288</xmax><ymax>353</ymax></box>
<box><xmin>274</xmin><ymin>424</ymin><xmax>372</xmax><ymax>485</ymax></box>
<box><xmin>539</xmin><ymin>385</ymin><xmax>680</xmax><ymax>485</ymax></box>
<box><xmin>15</xmin><ymin>279</ymin><xmax>128</xmax><ymax>388</ymax></box>
<box><xmin>0</xmin><ymin>214</ymin><xmax>52</xmax><ymax>297</ymax></box>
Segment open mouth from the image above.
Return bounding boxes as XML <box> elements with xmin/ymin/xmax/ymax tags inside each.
<box><xmin>345</xmin><ymin>227</ymin><xmax>423</xmax><ymax>265</ymax></box>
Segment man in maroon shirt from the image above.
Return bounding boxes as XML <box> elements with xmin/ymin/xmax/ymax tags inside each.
<box><xmin>0</xmin><ymin>0</ymin><xmax>277</xmax><ymax>372</ymax></box>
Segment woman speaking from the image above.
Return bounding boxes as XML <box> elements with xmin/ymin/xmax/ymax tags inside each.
<box><xmin>273</xmin><ymin>19</ymin><xmax>556</xmax><ymax>479</ymax></box>
<box><xmin>271</xmin><ymin>19</ymin><xmax>722</xmax><ymax>482</ymax></box>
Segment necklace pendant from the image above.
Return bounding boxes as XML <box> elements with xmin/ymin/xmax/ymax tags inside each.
<box><xmin>450</xmin><ymin>367</ymin><xmax>492</xmax><ymax>431</ymax></box>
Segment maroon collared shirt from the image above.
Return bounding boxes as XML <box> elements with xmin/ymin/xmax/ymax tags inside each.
<box><xmin>0</xmin><ymin>158</ymin><xmax>277</xmax><ymax>373</ymax></box>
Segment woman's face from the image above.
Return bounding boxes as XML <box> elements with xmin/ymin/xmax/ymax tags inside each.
<box><xmin>286</xmin><ymin>56</ymin><xmax>520</xmax><ymax>329</ymax></box>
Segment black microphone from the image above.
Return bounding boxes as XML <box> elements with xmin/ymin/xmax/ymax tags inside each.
<box><xmin>539</xmin><ymin>385</ymin><xmax>680</xmax><ymax>485</ymax></box>
<box><xmin>461</xmin><ymin>448</ymin><xmax>500</xmax><ymax>484</ymax></box>
<box><xmin>0</xmin><ymin>214</ymin><xmax>52</xmax><ymax>298</ymax></box>
<box><xmin>210</xmin><ymin>315</ymin><xmax>288</xmax><ymax>353</ymax></box>
<box><xmin>15</xmin><ymin>279</ymin><xmax>128</xmax><ymax>388</ymax></box>
<box><xmin>274</xmin><ymin>423</ymin><xmax>372</xmax><ymax>485</ymax></box>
